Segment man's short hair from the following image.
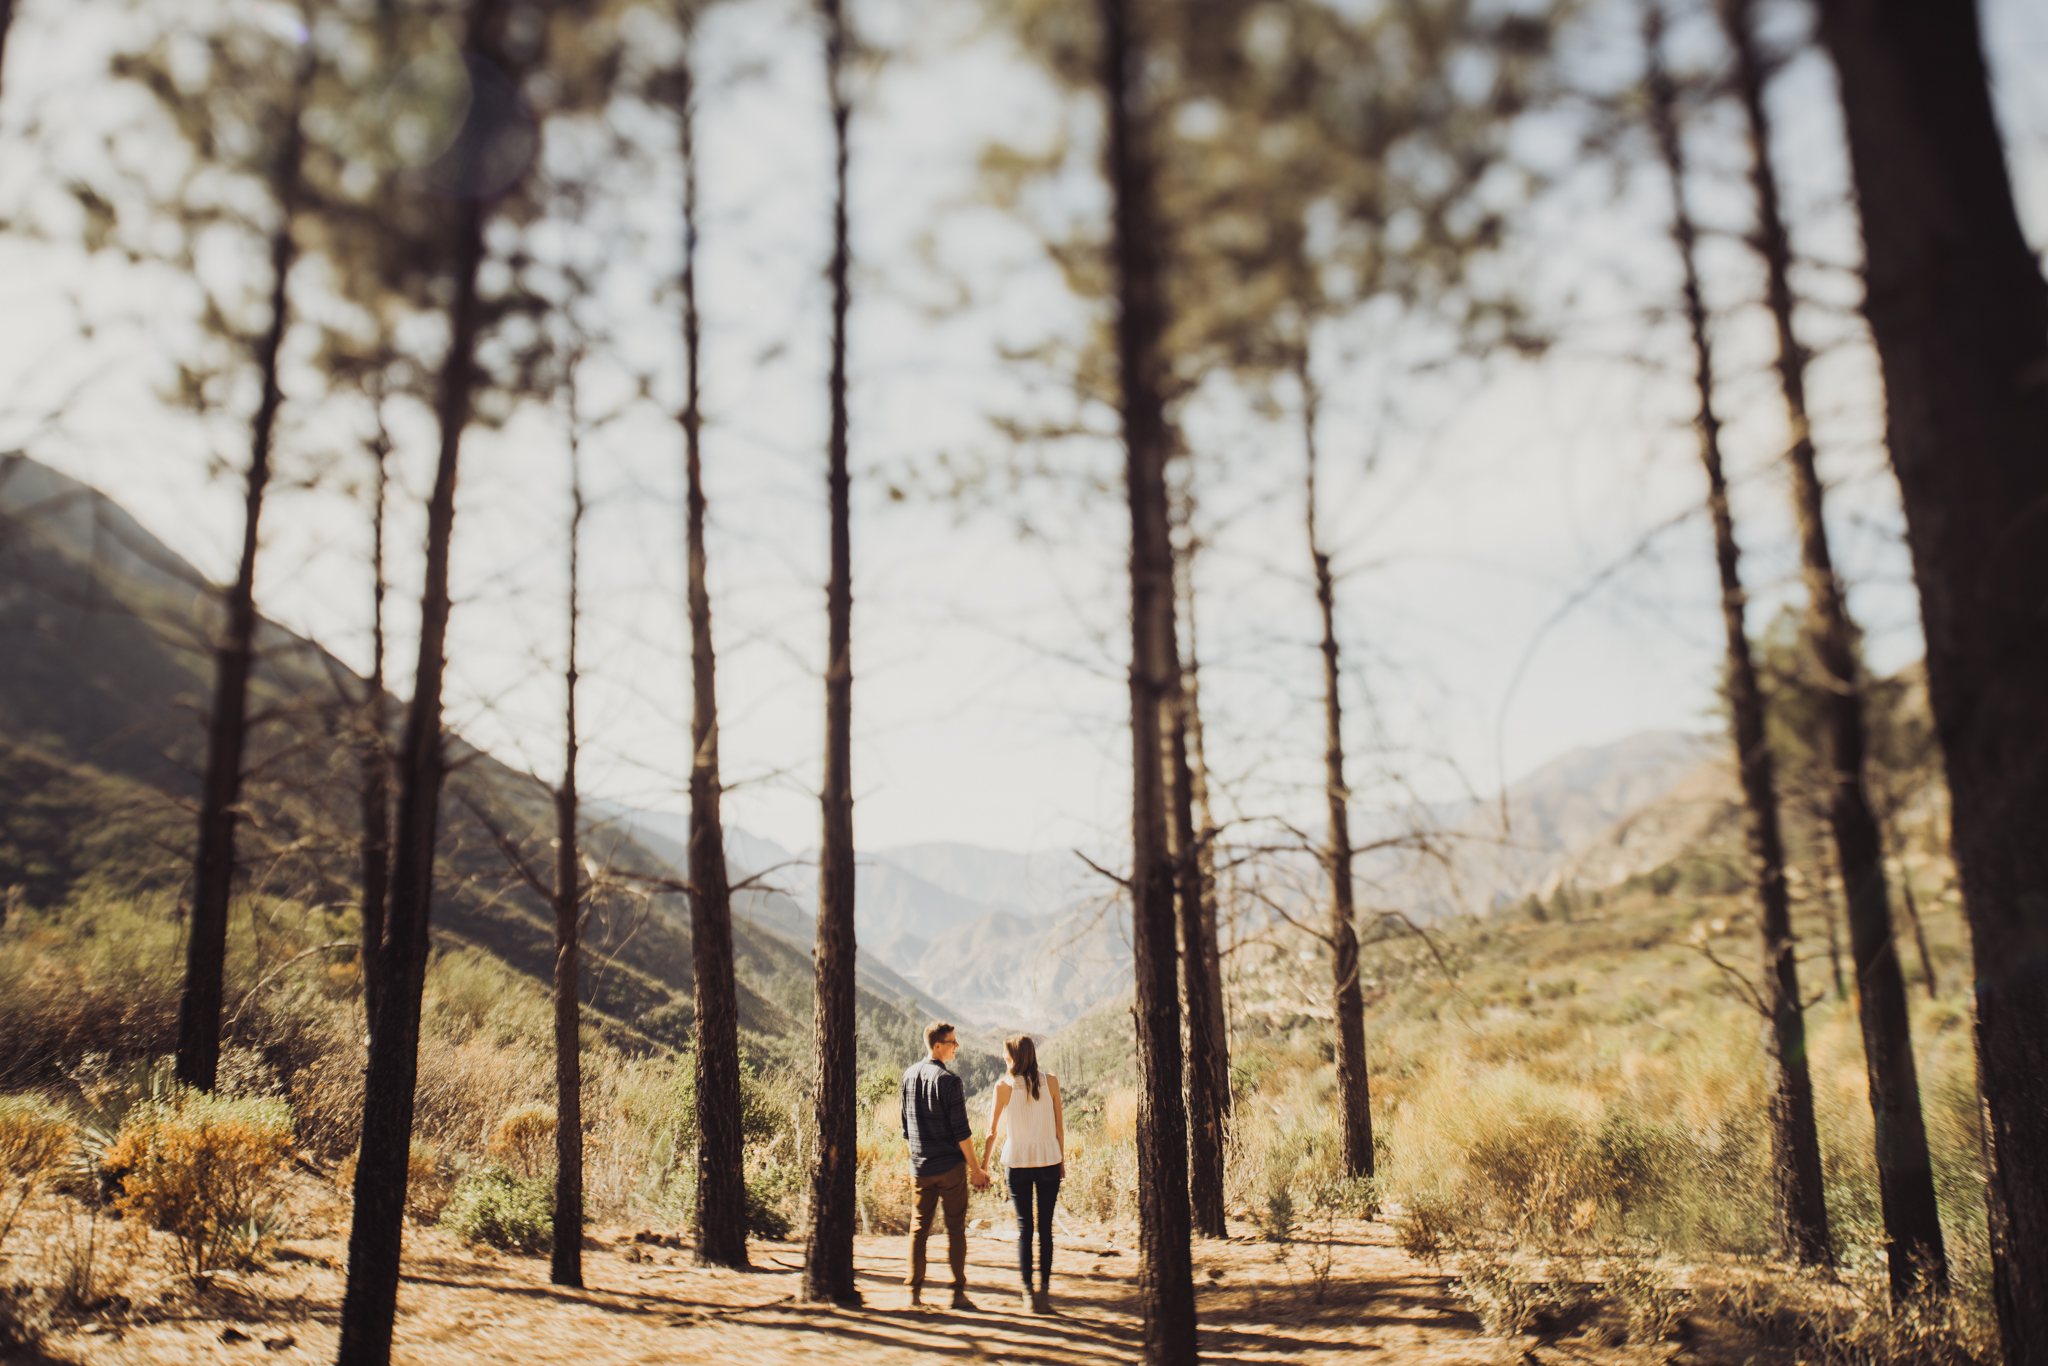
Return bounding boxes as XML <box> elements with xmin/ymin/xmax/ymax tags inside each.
<box><xmin>926</xmin><ymin>1020</ymin><xmax>956</xmax><ymax>1049</ymax></box>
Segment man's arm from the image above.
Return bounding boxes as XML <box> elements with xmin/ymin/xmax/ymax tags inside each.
<box><xmin>942</xmin><ymin>1074</ymin><xmax>989</xmax><ymax>1186</ymax></box>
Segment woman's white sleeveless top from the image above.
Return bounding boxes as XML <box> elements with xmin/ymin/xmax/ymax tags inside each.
<box><xmin>1000</xmin><ymin>1070</ymin><xmax>1061</xmax><ymax>1168</ymax></box>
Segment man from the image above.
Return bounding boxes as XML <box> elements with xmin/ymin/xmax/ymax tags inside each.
<box><xmin>901</xmin><ymin>1020</ymin><xmax>991</xmax><ymax>1309</ymax></box>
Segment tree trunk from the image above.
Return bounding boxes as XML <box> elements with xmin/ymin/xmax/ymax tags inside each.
<box><xmin>1644</xmin><ymin>3</ymin><xmax>1831</xmax><ymax>1271</ymax></box>
<box><xmin>338</xmin><ymin>6</ymin><xmax>504</xmax><ymax>1359</ymax></box>
<box><xmin>801</xmin><ymin>0</ymin><xmax>860</xmax><ymax>1307</ymax></box>
<box><xmin>1171</xmin><ymin>516</ymin><xmax>1226</xmax><ymax>1236</ymax></box>
<box><xmin>1821</xmin><ymin>871</ymin><xmax>1847</xmax><ymax>999</ymax></box>
<box><xmin>1300</xmin><ymin>357</ymin><xmax>1372</xmax><ymax>1182</ymax></box>
<box><xmin>175</xmin><ymin>93</ymin><xmax>303</xmax><ymax>1092</ymax></box>
<box><xmin>678</xmin><ymin>38</ymin><xmax>748</xmax><ymax>1274</ymax></box>
<box><xmin>1891</xmin><ymin>837</ymin><xmax>1938</xmax><ymax>1000</ymax></box>
<box><xmin>551</xmin><ymin>395</ymin><xmax>586</xmax><ymax>1291</ymax></box>
<box><xmin>358</xmin><ymin>424</ymin><xmax>391</xmax><ymax>1043</ymax></box>
<box><xmin>1101</xmin><ymin>0</ymin><xmax>1196</xmax><ymax>1354</ymax></box>
<box><xmin>1182</xmin><ymin>609</ymin><xmax>1230</xmax><ymax>1125</ymax></box>
<box><xmin>1169</xmin><ymin>643</ymin><xmax>1226</xmax><ymax>1237</ymax></box>
<box><xmin>1814</xmin><ymin>0</ymin><xmax>2048</xmax><ymax>1338</ymax></box>
<box><xmin>0</xmin><ymin>2</ymin><xmax>15</xmax><ymax>98</ymax></box>
<box><xmin>1721</xmin><ymin>0</ymin><xmax>1943</xmax><ymax>1291</ymax></box>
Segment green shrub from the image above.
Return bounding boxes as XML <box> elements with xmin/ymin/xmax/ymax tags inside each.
<box><xmin>440</xmin><ymin>1164</ymin><xmax>554</xmax><ymax>1253</ymax></box>
<box><xmin>745</xmin><ymin>1171</ymin><xmax>793</xmax><ymax>1240</ymax></box>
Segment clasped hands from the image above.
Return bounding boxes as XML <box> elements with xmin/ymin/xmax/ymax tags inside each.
<box><xmin>970</xmin><ymin>1167</ymin><xmax>992</xmax><ymax>1190</ymax></box>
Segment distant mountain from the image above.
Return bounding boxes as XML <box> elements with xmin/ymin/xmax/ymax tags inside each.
<box><xmin>605</xmin><ymin>727</ymin><xmax>1730</xmax><ymax>1034</ymax></box>
<box><xmin>1414</xmin><ymin>729</ymin><xmax>1724</xmax><ymax>914</ymax></box>
<box><xmin>874</xmin><ymin>843</ymin><xmax>1086</xmax><ymax>921</ymax></box>
<box><xmin>591</xmin><ymin>804</ymin><xmax>963</xmax><ymax>1029</ymax></box>
<box><xmin>598</xmin><ymin>804</ymin><xmax>1121</xmax><ymax>1034</ymax></box>
<box><xmin>0</xmin><ymin>456</ymin><xmax>950</xmax><ymax>1076</ymax></box>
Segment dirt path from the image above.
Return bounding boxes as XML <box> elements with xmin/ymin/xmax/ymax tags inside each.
<box><xmin>39</xmin><ymin>1218</ymin><xmax>1529</xmax><ymax>1365</ymax></box>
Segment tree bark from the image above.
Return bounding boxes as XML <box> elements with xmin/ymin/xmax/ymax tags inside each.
<box><xmin>338</xmin><ymin>5</ymin><xmax>505</xmax><ymax>1360</ymax></box>
<box><xmin>358</xmin><ymin>422</ymin><xmax>391</xmax><ymax>1044</ymax></box>
<box><xmin>0</xmin><ymin>2</ymin><xmax>15</xmax><ymax>98</ymax></box>
<box><xmin>1101</xmin><ymin>0</ymin><xmax>1196</xmax><ymax>1354</ymax></box>
<box><xmin>1813</xmin><ymin>0</ymin><xmax>2048</xmax><ymax>1339</ymax></box>
<box><xmin>677</xmin><ymin>35</ymin><xmax>749</xmax><ymax>1273</ymax></box>
<box><xmin>801</xmin><ymin>0</ymin><xmax>860</xmax><ymax>1307</ymax></box>
<box><xmin>1644</xmin><ymin>3</ymin><xmax>1831</xmax><ymax>1271</ymax></box>
<box><xmin>551</xmin><ymin>391</ymin><xmax>586</xmax><ymax>1290</ymax></box>
<box><xmin>1182</xmin><ymin>605</ymin><xmax>1229</xmax><ymax>1126</ymax></box>
<box><xmin>175</xmin><ymin>84</ymin><xmax>304</xmax><ymax>1092</ymax></box>
<box><xmin>1722</xmin><ymin>0</ymin><xmax>1943</xmax><ymax>1291</ymax></box>
<box><xmin>1891</xmin><ymin>838</ymin><xmax>1938</xmax><ymax>1000</ymax></box>
<box><xmin>1300</xmin><ymin>357</ymin><xmax>1372</xmax><ymax>1182</ymax></box>
<box><xmin>1169</xmin><ymin>639</ymin><xmax>1226</xmax><ymax>1238</ymax></box>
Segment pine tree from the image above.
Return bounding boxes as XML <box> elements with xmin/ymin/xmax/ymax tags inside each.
<box><xmin>1100</xmin><ymin>0</ymin><xmax>1196</xmax><ymax>1355</ymax></box>
<box><xmin>801</xmin><ymin>0</ymin><xmax>862</xmax><ymax>1308</ymax></box>
<box><xmin>1642</xmin><ymin>0</ymin><xmax>1832</xmax><ymax>1273</ymax></box>
<box><xmin>1813</xmin><ymin>0</ymin><xmax>2048</xmax><ymax>1340</ymax></box>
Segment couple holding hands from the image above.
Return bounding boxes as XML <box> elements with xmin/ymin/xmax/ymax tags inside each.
<box><xmin>900</xmin><ymin>1022</ymin><xmax>1065</xmax><ymax>1314</ymax></box>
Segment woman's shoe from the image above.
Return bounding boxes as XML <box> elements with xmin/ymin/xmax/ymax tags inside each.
<box><xmin>1032</xmin><ymin>1289</ymin><xmax>1052</xmax><ymax>1315</ymax></box>
<box><xmin>1018</xmin><ymin>1287</ymin><xmax>1035</xmax><ymax>1313</ymax></box>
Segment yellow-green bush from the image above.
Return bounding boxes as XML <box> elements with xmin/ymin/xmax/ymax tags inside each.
<box><xmin>488</xmin><ymin>1103</ymin><xmax>558</xmax><ymax>1180</ymax></box>
<box><xmin>105</xmin><ymin>1090</ymin><xmax>293</xmax><ymax>1279</ymax></box>
<box><xmin>440</xmin><ymin>1164</ymin><xmax>553</xmax><ymax>1253</ymax></box>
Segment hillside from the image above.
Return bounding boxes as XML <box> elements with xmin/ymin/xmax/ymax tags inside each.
<box><xmin>0</xmin><ymin>455</ymin><xmax>949</xmax><ymax>1078</ymax></box>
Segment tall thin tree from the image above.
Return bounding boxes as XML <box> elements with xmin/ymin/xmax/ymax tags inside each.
<box><xmin>801</xmin><ymin>0</ymin><xmax>861</xmax><ymax>1308</ymax></box>
<box><xmin>1101</xmin><ymin>0</ymin><xmax>1197</xmax><ymax>1354</ymax></box>
<box><xmin>1167</xmin><ymin>679</ymin><xmax>1224</xmax><ymax>1238</ymax></box>
<box><xmin>550</xmin><ymin>360</ymin><xmax>588</xmax><ymax>1290</ymax></box>
<box><xmin>357</xmin><ymin>397</ymin><xmax>392</xmax><ymax>1043</ymax></box>
<box><xmin>175</xmin><ymin>50</ymin><xmax>310</xmax><ymax>1092</ymax></box>
<box><xmin>1169</xmin><ymin>518</ymin><xmax>1226</xmax><ymax>1237</ymax></box>
<box><xmin>1812</xmin><ymin>0</ymin><xmax>2048</xmax><ymax>1350</ymax></box>
<box><xmin>1718</xmin><ymin>0</ymin><xmax>1941</xmax><ymax>1290</ymax></box>
<box><xmin>0</xmin><ymin>3</ymin><xmax>15</xmax><ymax>102</ymax></box>
<box><xmin>1181</xmin><ymin>585</ymin><xmax>1230</xmax><ymax>1129</ymax></box>
<box><xmin>1298</xmin><ymin>352</ymin><xmax>1372</xmax><ymax>1182</ymax></box>
<box><xmin>338</xmin><ymin>1</ymin><xmax>519</xmax><ymax>1358</ymax></box>
<box><xmin>673</xmin><ymin>17</ymin><xmax>749</xmax><ymax>1268</ymax></box>
<box><xmin>1641</xmin><ymin>1</ymin><xmax>1832</xmax><ymax>1270</ymax></box>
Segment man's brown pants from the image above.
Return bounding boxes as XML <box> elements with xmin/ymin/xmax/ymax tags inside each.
<box><xmin>906</xmin><ymin>1163</ymin><xmax>969</xmax><ymax>1289</ymax></box>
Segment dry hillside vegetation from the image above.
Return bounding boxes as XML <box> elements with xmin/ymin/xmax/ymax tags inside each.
<box><xmin>0</xmin><ymin>813</ymin><xmax>1994</xmax><ymax>1362</ymax></box>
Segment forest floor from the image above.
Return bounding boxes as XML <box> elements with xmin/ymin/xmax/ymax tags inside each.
<box><xmin>13</xmin><ymin>1205</ymin><xmax>1760</xmax><ymax>1366</ymax></box>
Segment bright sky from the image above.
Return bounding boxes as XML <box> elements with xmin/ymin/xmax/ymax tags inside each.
<box><xmin>2</xmin><ymin>0</ymin><xmax>2044</xmax><ymax>857</ymax></box>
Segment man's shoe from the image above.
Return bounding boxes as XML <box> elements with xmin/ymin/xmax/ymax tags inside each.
<box><xmin>907</xmin><ymin>1286</ymin><xmax>924</xmax><ymax>1308</ymax></box>
<box><xmin>1033</xmin><ymin>1289</ymin><xmax>1053</xmax><ymax>1315</ymax></box>
<box><xmin>950</xmin><ymin>1289</ymin><xmax>977</xmax><ymax>1311</ymax></box>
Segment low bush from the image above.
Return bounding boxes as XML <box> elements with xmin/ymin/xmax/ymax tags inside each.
<box><xmin>440</xmin><ymin>1164</ymin><xmax>554</xmax><ymax>1253</ymax></box>
<box><xmin>0</xmin><ymin>1095</ymin><xmax>74</xmax><ymax>1251</ymax></box>
<box><xmin>488</xmin><ymin>1103</ymin><xmax>558</xmax><ymax>1180</ymax></box>
<box><xmin>104</xmin><ymin>1089</ymin><xmax>294</xmax><ymax>1280</ymax></box>
<box><xmin>744</xmin><ymin>1171</ymin><xmax>793</xmax><ymax>1240</ymax></box>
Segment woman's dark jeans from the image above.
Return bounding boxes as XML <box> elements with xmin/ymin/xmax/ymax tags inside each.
<box><xmin>1007</xmin><ymin>1164</ymin><xmax>1061</xmax><ymax>1290</ymax></box>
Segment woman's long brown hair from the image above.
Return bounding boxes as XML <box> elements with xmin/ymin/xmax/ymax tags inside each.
<box><xmin>1005</xmin><ymin>1033</ymin><xmax>1041</xmax><ymax>1100</ymax></box>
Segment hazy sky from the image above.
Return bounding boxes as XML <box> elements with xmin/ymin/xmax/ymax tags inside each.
<box><xmin>2</xmin><ymin>0</ymin><xmax>2044</xmax><ymax>857</ymax></box>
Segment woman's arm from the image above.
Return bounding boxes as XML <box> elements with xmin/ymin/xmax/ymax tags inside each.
<box><xmin>983</xmin><ymin>1079</ymin><xmax>1010</xmax><ymax>1169</ymax></box>
<box><xmin>1050</xmin><ymin>1075</ymin><xmax>1065</xmax><ymax>1177</ymax></box>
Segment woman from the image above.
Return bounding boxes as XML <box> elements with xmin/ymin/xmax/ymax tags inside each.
<box><xmin>983</xmin><ymin>1033</ymin><xmax>1064</xmax><ymax>1314</ymax></box>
